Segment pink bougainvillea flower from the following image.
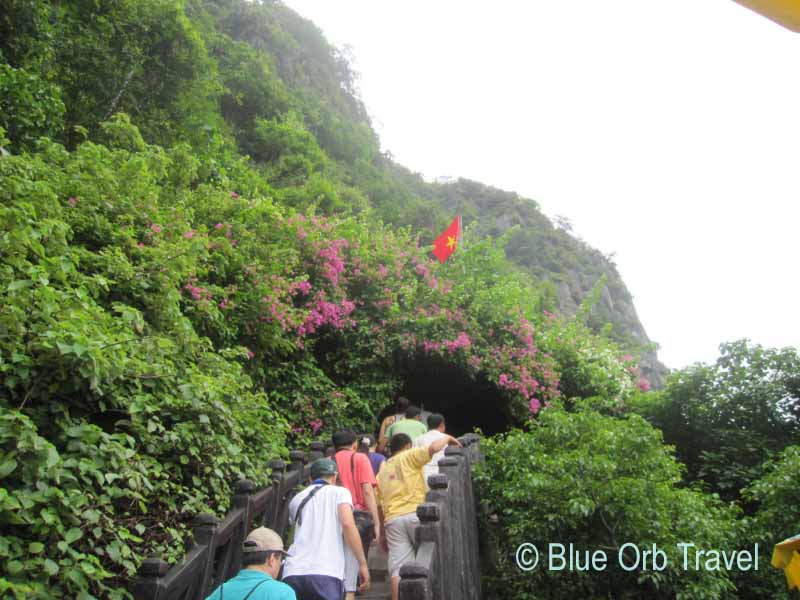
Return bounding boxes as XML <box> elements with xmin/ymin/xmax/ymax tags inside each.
<box><xmin>150</xmin><ymin>224</ymin><xmax>162</xmax><ymax>233</ymax></box>
<box><xmin>443</xmin><ymin>332</ymin><xmax>471</xmax><ymax>352</ymax></box>
<box><xmin>137</xmin><ymin>242</ymin><xmax>145</xmax><ymax>248</ymax></box>
<box><xmin>310</xmin><ymin>419</ymin><xmax>323</xmax><ymax>434</ymax></box>
<box><xmin>529</xmin><ymin>398</ymin><xmax>541</xmax><ymax>414</ymax></box>
<box><xmin>215</xmin><ymin>223</ymin><xmax>224</xmax><ymax>230</ymax></box>
<box><xmin>638</xmin><ymin>378</ymin><xmax>651</xmax><ymax>392</ymax></box>
<box><xmin>184</xmin><ymin>229</ymin><xmax>196</xmax><ymax>239</ymax></box>
<box><xmin>67</xmin><ymin>197</ymin><xmax>78</xmax><ymax>207</ymax></box>
<box><xmin>293</xmin><ymin>281</ymin><xmax>312</xmax><ymax>295</ymax></box>
<box><xmin>246</xmin><ymin>349</ymin><xmax>255</xmax><ymax>359</ymax></box>
<box><xmin>230</xmin><ymin>191</ymin><xmax>238</xmax><ymax>199</ymax></box>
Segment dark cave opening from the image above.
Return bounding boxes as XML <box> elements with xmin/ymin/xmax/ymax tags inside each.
<box><xmin>379</xmin><ymin>354</ymin><xmax>513</xmax><ymax>438</ymax></box>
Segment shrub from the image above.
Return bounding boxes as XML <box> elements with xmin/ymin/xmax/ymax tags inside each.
<box><xmin>475</xmin><ymin>409</ymin><xmax>738</xmax><ymax>599</ymax></box>
<box><xmin>738</xmin><ymin>446</ymin><xmax>800</xmax><ymax>599</ymax></box>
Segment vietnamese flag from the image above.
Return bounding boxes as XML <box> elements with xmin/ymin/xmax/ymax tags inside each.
<box><xmin>432</xmin><ymin>215</ymin><xmax>461</xmax><ymax>263</ymax></box>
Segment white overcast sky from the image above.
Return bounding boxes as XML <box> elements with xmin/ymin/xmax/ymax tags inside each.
<box><xmin>284</xmin><ymin>0</ymin><xmax>800</xmax><ymax>370</ymax></box>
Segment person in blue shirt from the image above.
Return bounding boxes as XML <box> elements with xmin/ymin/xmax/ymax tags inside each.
<box><xmin>205</xmin><ymin>527</ymin><xmax>296</xmax><ymax>600</ymax></box>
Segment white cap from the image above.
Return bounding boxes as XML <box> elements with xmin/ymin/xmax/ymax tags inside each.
<box><xmin>243</xmin><ymin>527</ymin><xmax>288</xmax><ymax>556</ymax></box>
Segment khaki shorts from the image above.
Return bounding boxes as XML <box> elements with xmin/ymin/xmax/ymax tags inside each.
<box><xmin>385</xmin><ymin>512</ymin><xmax>420</xmax><ymax>578</ymax></box>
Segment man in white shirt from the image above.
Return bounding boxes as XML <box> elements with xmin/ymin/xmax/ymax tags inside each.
<box><xmin>412</xmin><ymin>413</ymin><xmax>450</xmax><ymax>491</ymax></box>
<box><xmin>282</xmin><ymin>459</ymin><xmax>370</xmax><ymax>600</ymax></box>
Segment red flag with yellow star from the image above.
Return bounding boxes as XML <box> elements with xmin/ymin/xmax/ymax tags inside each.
<box><xmin>432</xmin><ymin>215</ymin><xmax>461</xmax><ymax>263</ymax></box>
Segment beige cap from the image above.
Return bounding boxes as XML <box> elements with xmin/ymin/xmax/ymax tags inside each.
<box><xmin>242</xmin><ymin>527</ymin><xmax>288</xmax><ymax>555</ymax></box>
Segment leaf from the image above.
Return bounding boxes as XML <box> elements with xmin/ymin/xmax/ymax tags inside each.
<box><xmin>106</xmin><ymin>542</ymin><xmax>121</xmax><ymax>562</ymax></box>
<box><xmin>7</xmin><ymin>560</ymin><xmax>24</xmax><ymax>575</ymax></box>
<box><xmin>45</xmin><ymin>446</ymin><xmax>59</xmax><ymax>469</ymax></box>
<box><xmin>41</xmin><ymin>508</ymin><xmax>58</xmax><ymax>525</ymax></box>
<box><xmin>7</xmin><ymin>280</ymin><xmax>33</xmax><ymax>292</ymax></box>
<box><xmin>64</xmin><ymin>527</ymin><xmax>83</xmax><ymax>544</ymax></box>
<box><xmin>43</xmin><ymin>559</ymin><xmax>59</xmax><ymax>576</ymax></box>
<box><xmin>28</xmin><ymin>541</ymin><xmax>45</xmax><ymax>554</ymax></box>
<box><xmin>0</xmin><ymin>457</ymin><xmax>18</xmax><ymax>478</ymax></box>
<box><xmin>81</xmin><ymin>508</ymin><xmax>100</xmax><ymax>524</ymax></box>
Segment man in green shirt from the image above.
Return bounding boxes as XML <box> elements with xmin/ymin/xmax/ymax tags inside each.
<box><xmin>205</xmin><ymin>527</ymin><xmax>295</xmax><ymax>600</ymax></box>
<box><xmin>384</xmin><ymin>406</ymin><xmax>427</xmax><ymax>444</ymax></box>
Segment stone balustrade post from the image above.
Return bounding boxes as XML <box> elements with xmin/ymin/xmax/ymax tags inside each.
<box><xmin>399</xmin><ymin>561</ymin><xmax>433</xmax><ymax>600</ymax></box>
<box><xmin>308</xmin><ymin>441</ymin><xmax>325</xmax><ymax>463</ymax></box>
<box><xmin>193</xmin><ymin>513</ymin><xmax>220</xmax><ymax>596</ymax></box>
<box><xmin>440</xmin><ymin>450</ymin><xmax>468</xmax><ymax>600</ymax></box>
<box><xmin>416</xmin><ymin>502</ymin><xmax>445</xmax><ymax>600</ymax></box>
<box><xmin>131</xmin><ymin>558</ymin><xmax>169</xmax><ymax>600</ymax></box>
<box><xmin>288</xmin><ymin>449</ymin><xmax>306</xmax><ymax>473</ymax></box>
<box><xmin>228</xmin><ymin>481</ymin><xmax>256</xmax><ymax>581</ymax></box>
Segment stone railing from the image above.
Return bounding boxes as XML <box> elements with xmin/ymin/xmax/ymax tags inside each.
<box><xmin>130</xmin><ymin>441</ymin><xmax>327</xmax><ymax>599</ymax></box>
<box><xmin>131</xmin><ymin>433</ymin><xmax>483</xmax><ymax>600</ymax></box>
<box><xmin>399</xmin><ymin>433</ymin><xmax>482</xmax><ymax>600</ymax></box>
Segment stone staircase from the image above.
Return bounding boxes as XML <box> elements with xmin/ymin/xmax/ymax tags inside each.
<box><xmin>358</xmin><ymin>547</ymin><xmax>391</xmax><ymax>599</ymax></box>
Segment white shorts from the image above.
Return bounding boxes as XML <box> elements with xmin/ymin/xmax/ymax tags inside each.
<box><xmin>385</xmin><ymin>512</ymin><xmax>420</xmax><ymax>578</ymax></box>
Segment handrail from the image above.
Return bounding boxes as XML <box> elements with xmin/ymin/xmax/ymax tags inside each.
<box><xmin>398</xmin><ymin>433</ymin><xmax>483</xmax><ymax>600</ymax></box>
<box><xmin>130</xmin><ymin>445</ymin><xmax>322</xmax><ymax>600</ymax></box>
<box><xmin>130</xmin><ymin>434</ymin><xmax>483</xmax><ymax>600</ymax></box>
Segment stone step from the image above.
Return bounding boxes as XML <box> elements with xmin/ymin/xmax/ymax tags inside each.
<box><xmin>357</xmin><ymin>579</ymin><xmax>391</xmax><ymax>599</ymax></box>
<box><xmin>359</xmin><ymin>549</ymin><xmax>390</xmax><ymax>599</ymax></box>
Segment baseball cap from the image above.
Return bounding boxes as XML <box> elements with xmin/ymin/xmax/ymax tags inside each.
<box><xmin>242</xmin><ymin>527</ymin><xmax>289</xmax><ymax>556</ymax></box>
<box><xmin>309</xmin><ymin>458</ymin><xmax>338</xmax><ymax>480</ymax></box>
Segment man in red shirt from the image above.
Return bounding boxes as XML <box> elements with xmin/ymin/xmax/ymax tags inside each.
<box><xmin>332</xmin><ymin>430</ymin><xmax>380</xmax><ymax>600</ymax></box>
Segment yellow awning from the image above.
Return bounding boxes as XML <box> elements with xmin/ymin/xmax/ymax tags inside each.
<box><xmin>772</xmin><ymin>535</ymin><xmax>800</xmax><ymax>590</ymax></box>
<box><xmin>733</xmin><ymin>0</ymin><xmax>800</xmax><ymax>32</ymax></box>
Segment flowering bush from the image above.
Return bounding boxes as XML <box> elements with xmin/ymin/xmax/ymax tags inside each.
<box><xmin>0</xmin><ymin>119</ymin><xmax>639</xmax><ymax>597</ymax></box>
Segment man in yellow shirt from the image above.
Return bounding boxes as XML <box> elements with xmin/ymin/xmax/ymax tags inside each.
<box><xmin>376</xmin><ymin>432</ymin><xmax>462</xmax><ymax>600</ymax></box>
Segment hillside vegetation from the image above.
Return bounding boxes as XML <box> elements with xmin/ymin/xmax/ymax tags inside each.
<box><xmin>0</xmin><ymin>1</ymin><xmax>796</xmax><ymax>599</ymax></box>
<box><xmin>0</xmin><ymin>0</ymin><xmax>665</xmax><ymax>382</ymax></box>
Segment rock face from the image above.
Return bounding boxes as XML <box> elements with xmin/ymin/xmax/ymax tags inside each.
<box><xmin>196</xmin><ymin>1</ymin><xmax>669</xmax><ymax>388</ymax></box>
<box><xmin>431</xmin><ymin>178</ymin><xmax>668</xmax><ymax>389</ymax></box>
<box><xmin>555</xmin><ymin>269</ymin><xmax>667</xmax><ymax>389</ymax></box>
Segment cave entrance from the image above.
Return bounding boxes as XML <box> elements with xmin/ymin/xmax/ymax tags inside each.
<box><xmin>382</xmin><ymin>353</ymin><xmax>513</xmax><ymax>437</ymax></box>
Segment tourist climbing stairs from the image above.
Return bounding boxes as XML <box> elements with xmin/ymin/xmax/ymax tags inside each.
<box><xmin>131</xmin><ymin>434</ymin><xmax>482</xmax><ymax>600</ymax></box>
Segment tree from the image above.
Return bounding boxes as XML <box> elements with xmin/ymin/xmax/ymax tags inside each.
<box><xmin>637</xmin><ymin>340</ymin><xmax>800</xmax><ymax>502</ymax></box>
<box><xmin>476</xmin><ymin>409</ymin><xmax>738</xmax><ymax>599</ymax></box>
<box><xmin>735</xmin><ymin>445</ymin><xmax>800</xmax><ymax>599</ymax></box>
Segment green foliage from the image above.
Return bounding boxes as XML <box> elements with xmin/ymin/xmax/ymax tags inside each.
<box><xmin>1</xmin><ymin>0</ymin><xmax>221</xmax><ymax>149</ymax></box>
<box><xmin>0</xmin><ymin>118</ymin><xmax>640</xmax><ymax>596</ymax></box>
<box><xmin>738</xmin><ymin>446</ymin><xmax>800</xmax><ymax>599</ymax></box>
<box><xmin>251</xmin><ymin>113</ymin><xmax>327</xmax><ymax>183</ymax></box>
<box><xmin>0</xmin><ymin>3</ymin><xmax>684</xmax><ymax>598</ymax></box>
<box><xmin>1</xmin><ymin>0</ymin><xmax>656</xmax><ymax>374</ymax></box>
<box><xmin>635</xmin><ymin>340</ymin><xmax>800</xmax><ymax>501</ymax></box>
<box><xmin>475</xmin><ymin>409</ymin><xmax>739</xmax><ymax>599</ymax></box>
<box><xmin>0</xmin><ymin>132</ymin><xmax>289</xmax><ymax>597</ymax></box>
<box><xmin>0</xmin><ymin>63</ymin><xmax>65</xmax><ymax>149</ymax></box>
